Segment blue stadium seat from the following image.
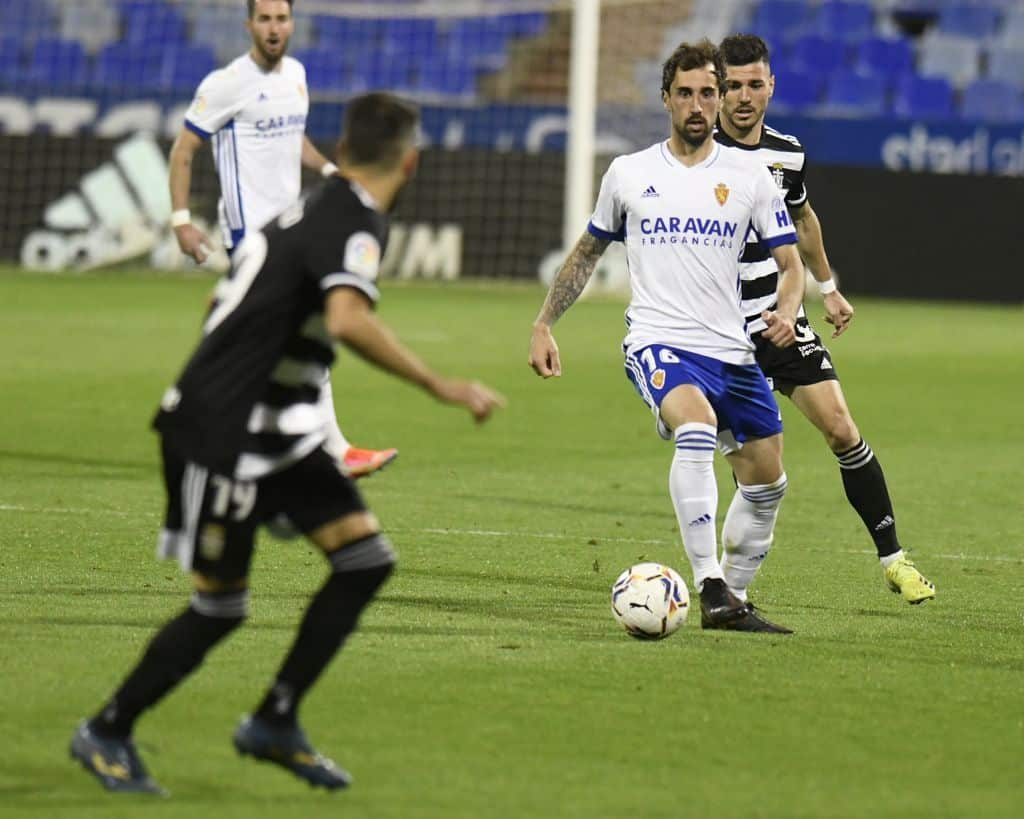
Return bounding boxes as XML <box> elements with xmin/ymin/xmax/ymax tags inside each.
<box><xmin>769</xmin><ymin>68</ymin><xmax>825</xmax><ymax>113</ymax></box>
<box><xmin>0</xmin><ymin>38</ymin><xmax>23</xmax><ymax>89</ymax></box>
<box><xmin>1</xmin><ymin>0</ymin><xmax>54</xmax><ymax>38</ymax></box>
<box><xmin>380</xmin><ymin>17</ymin><xmax>441</xmax><ymax>55</ymax></box>
<box><xmin>987</xmin><ymin>45</ymin><xmax>1024</xmax><ymax>88</ymax></box>
<box><xmin>123</xmin><ymin>3</ymin><xmax>189</xmax><ymax>47</ymax></box>
<box><xmin>500</xmin><ymin>12</ymin><xmax>548</xmax><ymax>38</ymax></box>
<box><xmin>813</xmin><ymin>1</ymin><xmax>875</xmax><ymax>42</ymax></box>
<box><xmin>892</xmin><ymin>75</ymin><xmax>955</xmax><ymax>120</ymax></box>
<box><xmin>820</xmin><ymin>70</ymin><xmax>888</xmax><ymax>116</ymax></box>
<box><xmin>937</xmin><ymin>5</ymin><xmax>1002</xmax><ymax>40</ymax></box>
<box><xmin>313</xmin><ymin>15</ymin><xmax>384</xmax><ymax>54</ymax></box>
<box><xmin>415</xmin><ymin>63</ymin><xmax>477</xmax><ymax>98</ymax></box>
<box><xmin>161</xmin><ymin>45</ymin><xmax>217</xmax><ymax>93</ymax></box>
<box><xmin>351</xmin><ymin>51</ymin><xmax>415</xmax><ymax>92</ymax></box>
<box><xmin>290</xmin><ymin>48</ymin><xmax>349</xmax><ymax>93</ymax></box>
<box><xmin>750</xmin><ymin>1</ymin><xmax>817</xmax><ymax>44</ymax></box>
<box><xmin>92</xmin><ymin>43</ymin><xmax>162</xmax><ymax>92</ymax></box>
<box><xmin>854</xmin><ymin>36</ymin><xmax>914</xmax><ymax>80</ymax></box>
<box><xmin>446</xmin><ymin>17</ymin><xmax>511</xmax><ymax>71</ymax></box>
<box><xmin>787</xmin><ymin>35</ymin><xmax>851</xmax><ymax>75</ymax></box>
<box><xmin>959</xmin><ymin>78</ymin><xmax>1024</xmax><ymax>122</ymax></box>
<box><xmin>27</xmin><ymin>38</ymin><xmax>89</xmax><ymax>91</ymax></box>
<box><xmin>918</xmin><ymin>34</ymin><xmax>981</xmax><ymax>88</ymax></box>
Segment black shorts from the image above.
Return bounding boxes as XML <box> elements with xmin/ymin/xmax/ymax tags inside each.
<box><xmin>158</xmin><ymin>442</ymin><xmax>367</xmax><ymax>582</ymax></box>
<box><xmin>753</xmin><ymin>317</ymin><xmax>839</xmax><ymax>391</ymax></box>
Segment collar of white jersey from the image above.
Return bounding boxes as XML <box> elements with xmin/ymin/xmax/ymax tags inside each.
<box><xmin>245</xmin><ymin>52</ymin><xmax>286</xmax><ymax>74</ymax></box>
<box><xmin>349</xmin><ymin>179</ymin><xmax>381</xmax><ymax>211</ymax></box>
<box><xmin>659</xmin><ymin>140</ymin><xmax>722</xmax><ymax>170</ymax></box>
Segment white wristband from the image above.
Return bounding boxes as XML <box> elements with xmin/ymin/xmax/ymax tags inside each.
<box><xmin>321</xmin><ymin>162</ymin><xmax>338</xmax><ymax>178</ymax></box>
<box><xmin>817</xmin><ymin>278</ymin><xmax>837</xmax><ymax>295</ymax></box>
<box><xmin>171</xmin><ymin>209</ymin><xmax>191</xmax><ymax>227</ymax></box>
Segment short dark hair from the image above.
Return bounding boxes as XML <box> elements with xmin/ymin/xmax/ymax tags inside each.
<box><xmin>340</xmin><ymin>92</ymin><xmax>420</xmax><ymax>168</ymax></box>
<box><xmin>247</xmin><ymin>0</ymin><xmax>294</xmax><ymax>19</ymax></box>
<box><xmin>719</xmin><ymin>34</ymin><xmax>771</xmax><ymax>68</ymax></box>
<box><xmin>661</xmin><ymin>39</ymin><xmax>725</xmax><ymax>95</ymax></box>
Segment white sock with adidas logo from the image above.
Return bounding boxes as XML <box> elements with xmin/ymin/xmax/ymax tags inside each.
<box><xmin>720</xmin><ymin>474</ymin><xmax>788</xmax><ymax>602</ymax></box>
<box><xmin>669</xmin><ymin>423</ymin><xmax>722</xmax><ymax>590</ymax></box>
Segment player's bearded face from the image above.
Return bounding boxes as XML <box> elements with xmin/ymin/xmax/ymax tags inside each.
<box><xmin>722</xmin><ymin>62</ymin><xmax>774</xmax><ymax>134</ymax></box>
<box><xmin>248</xmin><ymin>0</ymin><xmax>294</xmax><ymax>65</ymax></box>
<box><xmin>665</xmin><ymin>66</ymin><xmax>721</xmax><ymax>148</ymax></box>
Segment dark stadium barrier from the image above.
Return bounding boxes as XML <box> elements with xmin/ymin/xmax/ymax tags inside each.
<box><xmin>3</xmin><ymin>134</ymin><xmax>1021</xmax><ymax>303</ymax></box>
<box><xmin>805</xmin><ymin>164</ymin><xmax>1024</xmax><ymax>303</ymax></box>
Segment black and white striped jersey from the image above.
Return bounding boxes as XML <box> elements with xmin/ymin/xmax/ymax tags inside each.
<box><xmin>713</xmin><ymin>123</ymin><xmax>807</xmax><ymax>334</ymax></box>
<box><xmin>153</xmin><ymin>177</ymin><xmax>386</xmax><ymax>480</ymax></box>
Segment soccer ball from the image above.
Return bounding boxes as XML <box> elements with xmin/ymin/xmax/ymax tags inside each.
<box><xmin>611</xmin><ymin>562</ymin><xmax>689</xmax><ymax>639</ymax></box>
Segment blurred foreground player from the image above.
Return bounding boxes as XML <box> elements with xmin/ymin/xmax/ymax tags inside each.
<box><xmin>71</xmin><ymin>93</ymin><xmax>505</xmax><ymax>795</ymax></box>
<box><xmin>168</xmin><ymin>0</ymin><xmax>397</xmax><ymax>479</ymax></box>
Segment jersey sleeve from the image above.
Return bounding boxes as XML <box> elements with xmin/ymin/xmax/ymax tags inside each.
<box><xmin>587</xmin><ymin>159</ymin><xmax>626</xmax><ymax>242</ymax></box>
<box><xmin>785</xmin><ymin>154</ymin><xmax>808</xmax><ymax>208</ymax></box>
<box><xmin>307</xmin><ymin>219</ymin><xmax>383</xmax><ymax>306</ymax></box>
<box><xmin>184</xmin><ymin>68</ymin><xmax>244</xmax><ymax>139</ymax></box>
<box><xmin>751</xmin><ymin>166</ymin><xmax>797</xmax><ymax>249</ymax></box>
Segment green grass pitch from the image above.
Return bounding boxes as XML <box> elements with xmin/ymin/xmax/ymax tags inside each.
<box><xmin>0</xmin><ymin>266</ymin><xmax>1021</xmax><ymax>819</ymax></box>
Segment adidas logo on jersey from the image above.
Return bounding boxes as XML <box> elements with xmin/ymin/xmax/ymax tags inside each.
<box><xmin>820</xmin><ymin>358</ymin><xmax>833</xmax><ymax>370</ymax></box>
<box><xmin>641</xmin><ymin>185</ymin><xmax>659</xmax><ymax>198</ymax></box>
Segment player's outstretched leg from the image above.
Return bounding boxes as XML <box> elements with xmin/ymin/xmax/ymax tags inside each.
<box><xmin>240</xmin><ymin>533</ymin><xmax>395</xmax><ymax>788</ymax></box>
<box><xmin>342</xmin><ymin>446</ymin><xmax>399</xmax><ymax>479</ymax></box>
<box><xmin>70</xmin><ymin>589</ymin><xmax>246</xmax><ymax>794</ymax></box>
<box><xmin>836</xmin><ymin>439</ymin><xmax>936</xmax><ymax>604</ymax></box>
<box><xmin>232</xmin><ymin>714</ymin><xmax>351</xmax><ymax>790</ymax></box>
<box><xmin>69</xmin><ymin>720</ymin><xmax>167</xmax><ymax>795</ymax></box>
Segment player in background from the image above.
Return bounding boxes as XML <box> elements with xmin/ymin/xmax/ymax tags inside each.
<box><xmin>167</xmin><ymin>0</ymin><xmax>398</xmax><ymax>480</ymax></box>
<box><xmin>530</xmin><ymin>40</ymin><xmax>803</xmax><ymax>633</ymax></box>
<box><xmin>716</xmin><ymin>34</ymin><xmax>935</xmax><ymax>604</ymax></box>
<box><xmin>70</xmin><ymin>93</ymin><xmax>506</xmax><ymax>795</ymax></box>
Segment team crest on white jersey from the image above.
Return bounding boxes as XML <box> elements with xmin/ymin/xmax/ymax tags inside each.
<box><xmin>714</xmin><ymin>183</ymin><xmax>729</xmax><ymax>206</ymax></box>
<box><xmin>771</xmin><ymin>162</ymin><xmax>786</xmax><ymax>188</ymax></box>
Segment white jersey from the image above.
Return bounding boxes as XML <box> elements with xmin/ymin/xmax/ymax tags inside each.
<box><xmin>184</xmin><ymin>53</ymin><xmax>309</xmax><ymax>249</ymax></box>
<box><xmin>589</xmin><ymin>141</ymin><xmax>798</xmax><ymax>365</ymax></box>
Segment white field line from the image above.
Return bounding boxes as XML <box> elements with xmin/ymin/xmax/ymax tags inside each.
<box><xmin>2</xmin><ymin>504</ymin><xmax>1020</xmax><ymax>564</ymax></box>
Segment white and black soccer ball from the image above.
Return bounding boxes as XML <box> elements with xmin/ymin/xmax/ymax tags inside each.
<box><xmin>611</xmin><ymin>562</ymin><xmax>689</xmax><ymax>639</ymax></box>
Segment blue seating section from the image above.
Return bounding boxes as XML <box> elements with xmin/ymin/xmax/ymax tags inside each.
<box><xmin>0</xmin><ymin>3</ymin><xmax>549</xmax><ymax>100</ymax></box>
<box><xmin>3</xmin><ymin>0</ymin><xmax>1023</xmax><ymax>121</ymax></box>
<box><xmin>745</xmin><ymin>0</ymin><xmax>1024</xmax><ymax>121</ymax></box>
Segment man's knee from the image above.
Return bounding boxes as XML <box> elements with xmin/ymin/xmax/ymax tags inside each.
<box><xmin>310</xmin><ymin>511</ymin><xmax>380</xmax><ymax>553</ymax></box>
<box><xmin>824</xmin><ymin>412</ymin><xmax>860</xmax><ymax>452</ymax></box>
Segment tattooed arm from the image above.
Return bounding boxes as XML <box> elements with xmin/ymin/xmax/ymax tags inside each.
<box><xmin>528</xmin><ymin>231</ymin><xmax>611</xmax><ymax>378</ymax></box>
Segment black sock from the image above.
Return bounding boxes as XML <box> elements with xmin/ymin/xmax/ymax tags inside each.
<box><xmin>836</xmin><ymin>439</ymin><xmax>900</xmax><ymax>558</ymax></box>
<box><xmin>90</xmin><ymin>605</ymin><xmax>244</xmax><ymax>739</ymax></box>
<box><xmin>255</xmin><ymin>563</ymin><xmax>392</xmax><ymax>727</ymax></box>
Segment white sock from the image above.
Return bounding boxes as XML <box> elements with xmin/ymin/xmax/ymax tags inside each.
<box><xmin>318</xmin><ymin>377</ymin><xmax>349</xmax><ymax>460</ymax></box>
<box><xmin>879</xmin><ymin>549</ymin><xmax>904</xmax><ymax>568</ymax></box>
<box><xmin>669</xmin><ymin>423</ymin><xmax>721</xmax><ymax>590</ymax></box>
<box><xmin>720</xmin><ymin>474</ymin><xmax>787</xmax><ymax>602</ymax></box>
